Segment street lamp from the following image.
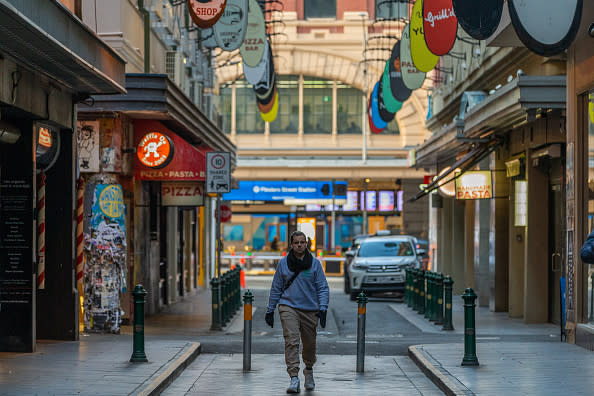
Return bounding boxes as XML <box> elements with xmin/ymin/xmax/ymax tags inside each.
<box><xmin>359</xmin><ymin>12</ymin><xmax>368</xmax><ymax>163</ymax></box>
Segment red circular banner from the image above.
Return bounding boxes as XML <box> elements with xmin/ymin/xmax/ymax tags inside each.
<box><xmin>423</xmin><ymin>0</ymin><xmax>458</xmax><ymax>56</ymax></box>
<box><xmin>188</xmin><ymin>0</ymin><xmax>227</xmax><ymax>29</ymax></box>
<box><xmin>137</xmin><ymin>132</ymin><xmax>175</xmax><ymax>169</ymax></box>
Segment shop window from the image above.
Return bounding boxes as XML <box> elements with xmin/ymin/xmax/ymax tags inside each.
<box><xmin>270</xmin><ymin>76</ymin><xmax>299</xmax><ymax>134</ymax></box>
<box><xmin>376</xmin><ymin>0</ymin><xmax>410</xmax><ymax>20</ymax></box>
<box><xmin>303</xmin><ymin>77</ymin><xmax>332</xmax><ymax>134</ymax></box>
<box><xmin>337</xmin><ymin>83</ymin><xmax>363</xmax><ymax>134</ymax></box>
<box><xmin>236</xmin><ymin>81</ymin><xmax>265</xmax><ymax>134</ymax></box>
<box><xmin>304</xmin><ymin>0</ymin><xmax>336</xmax><ymax>19</ymax></box>
<box><xmin>224</xmin><ymin>225</ymin><xmax>244</xmax><ymax>241</ymax></box>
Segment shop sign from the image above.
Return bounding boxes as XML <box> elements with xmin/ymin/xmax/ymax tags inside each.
<box><xmin>455</xmin><ymin>170</ymin><xmax>492</xmax><ymax>200</ymax></box>
<box><xmin>388</xmin><ymin>42</ymin><xmax>412</xmax><ymax>103</ymax></box>
<box><xmin>38</xmin><ymin>127</ymin><xmax>52</xmax><ymax>148</ymax></box>
<box><xmin>423</xmin><ymin>0</ymin><xmax>458</xmax><ymax>56</ymax></box>
<box><xmin>214</xmin><ymin>0</ymin><xmax>248</xmax><ymax>51</ymax></box>
<box><xmin>239</xmin><ymin>0</ymin><xmax>266</xmax><ymax>67</ymax></box>
<box><xmin>400</xmin><ymin>24</ymin><xmax>426</xmax><ymax>90</ymax></box>
<box><xmin>453</xmin><ymin>0</ymin><xmax>503</xmax><ymax>40</ymax></box>
<box><xmin>188</xmin><ymin>0</ymin><xmax>227</xmax><ymax>29</ymax></box>
<box><xmin>137</xmin><ymin>132</ymin><xmax>174</xmax><ymax>169</ymax></box>
<box><xmin>410</xmin><ymin>0</ymin><xmax>439</xmax><ymax>72</ymax></box>
<box><xmin>162</xmin><ymin>182</ymin><xmax>204</xmax><ymax>206</ymax></box>
<box><xmin>134</xmin><ymin>120</ymin><xmax>206</xmax><ymax>181</ymax></box>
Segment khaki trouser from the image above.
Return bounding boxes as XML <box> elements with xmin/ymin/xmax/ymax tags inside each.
<box><xmin>278</xmin><ymin>304</ymin><xmax>319</xmax><ymax>377</ymax></box>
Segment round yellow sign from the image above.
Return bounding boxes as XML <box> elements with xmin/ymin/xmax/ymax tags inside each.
<box><xmin>99</xmin><ymin>185</ymin><xmax>124</xmax><ymax>218</ymax></box>
<box><xmin>410</xmin><ymin>0</ymin><xmax>439</xmax><ymax>73</ymax></box>
<box><xmin>260</xmin><ymin>91</ymin><xmax>279</xmax><ymax>123</ymax></box>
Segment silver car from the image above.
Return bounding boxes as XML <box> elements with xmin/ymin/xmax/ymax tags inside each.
<box><xmin>347</xmin><ymin>236</ymin><xmax>420</xmax><ymax>301</ymax></box>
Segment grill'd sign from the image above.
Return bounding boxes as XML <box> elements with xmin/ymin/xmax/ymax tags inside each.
<box><xmin>455</xmin><ymin>171</ymin><xmax>492</xmax><ymax>200</ymax></box>
<box><xmin>137</xmin><ymin>132</ymin><xmax>174</xmax><ymax>169</ymax></box>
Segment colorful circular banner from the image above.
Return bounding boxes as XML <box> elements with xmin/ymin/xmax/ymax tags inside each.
<box><xmin>370</xmin><ymin>81</ymin><xmax>388</xmax><ymax>131</ymax></box>
<box><xmin>257</xmin><ymin>86</ymin><xmax>276</xmax><ymax>113</ymax></box>
<box><xmin>389</xmin><ymin>42</ymin><xmax>412</xmax><ymax>103</ymax></box>
<box><xmin>400</xmin><ymin>24</ymin><xmax>426</xmax><ymax>90</ymax></box>
<box><xmin>368</xmin><ymin>100</ymin><xmax>383</xmax><ymax>134</ymax></box>
<box><xmin>410</xmin><ymin>0</ymin><xmax>439</xmax><ymax>72</ymax></box>
<box><xmin>453</xmin><ymin>0</ymin><xmax>504</xmax><ymax>40</ymax></box>
<box><xmin>201</xmin><ymin>27</ymin><xmax>219</xmax><ymax>49</ymax></box>
<box><xmin>508</xmin><ymin>0</ymin><xmax>582</xmax><ymax>57</ymax></box>
<box><xmin>188</xmin><ymin>0</ymin><xmax>227</xmax><ymax>29</ymax></box>
<box><xmin>377</xmin><ymin>79</ymin><xmax>396</xmax><ymax>124</ymax></box>
<box><xmin>381</xmin><ymin>61</ymin><xmax>403</xmax><ymax>113</ymax></box>
<box><xmin>423</xmin><ymin>0</ymin><xmax>458</xmax><ymax>56</ymax></box>
<box><xmin>240</xmin><ymin>0</ymin><xmax>267</xmax><ymax>67</ymax></box>
<box><xmin>260</xmin><ymin>91</ymin><xmax>279</xmax><ymax>123</ymax></box>
<box><xmin>137</xmin><ymin>132</ymin><xmax>175</xmax><ymax>169</ymax></box>
<box><xmin>214</xmin><ymin>0</ymin><xmax>248</xmax><ymax>51</ymax></box>
<box><xmin>243</xmin><ymin>41</ymin><xmax>269</xmax><ymax>85</ymax></box>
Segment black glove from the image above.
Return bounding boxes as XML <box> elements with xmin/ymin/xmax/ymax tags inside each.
<box><xmin>316</xmin><ymin>310</ymin><xmax>327</xmax><ymax>328</ymax></box>
<box><xmin>265</xmin><ymin>311</ymin><xmax>274</xmax><ymax>328</ymax></box>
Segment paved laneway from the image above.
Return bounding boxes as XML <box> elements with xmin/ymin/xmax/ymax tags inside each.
<box><xmin>163</xmin><ymin>354</ymin><xmax>443</xmax><ymax>396</ymax></box>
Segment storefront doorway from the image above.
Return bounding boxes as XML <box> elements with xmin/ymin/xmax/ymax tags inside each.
<box><xmin>548</xmin><ymin>155</ymin><xmax>565</xmax><ymax>325</ymax></box>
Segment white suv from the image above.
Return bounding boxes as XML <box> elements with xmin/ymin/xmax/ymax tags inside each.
<box><xmin>347</xmin><ymin>235</ymin><xmax>421</xmax><ymax>301</ymax></box>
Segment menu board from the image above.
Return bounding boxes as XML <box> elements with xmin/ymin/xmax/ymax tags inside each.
<box><xmin>342</xmin><ymin>191</ymin><xmax>358</xmax><ymax>211</ymax></box>
<box><xmin>378</xmin><ymin>191</ymin><xmax>395</xmax><ymax>211</ymax></box>
<box><xmin>360</xmin><ymin>191</ymin><xmax>377</xmax><ymax>211</ymax></box>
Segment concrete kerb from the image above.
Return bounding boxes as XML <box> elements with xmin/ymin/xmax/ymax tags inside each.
<box><xmin>408</xmin><ymin>345</ymin><xmax>475</xmax><ymax>396</ymax></box>
<box><xmin>133</xmin><ymin>342</ymin><xmax>201</xmax><ymax>396</ymax></box>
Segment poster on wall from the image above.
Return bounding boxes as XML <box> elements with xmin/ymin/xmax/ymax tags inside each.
<box><xmin>100</xmin><ymin>119</ymin><xmax>122</xmax><ymax>173</ymax></box>
<box><xmin>83</xmin><ymin>183</ymin><xmax>127</xmax><ymax>333</ymax></box>
<box><xmin>77</xmin><ymin>121</ymin><xmax>100</xmax><ymax>173</ymax></box>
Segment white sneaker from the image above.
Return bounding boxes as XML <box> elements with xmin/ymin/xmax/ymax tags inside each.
<box><xmin>304</xmin><ymin>369</ymin><xmax>315</xmax><ymax>391</ymax></box>
<box><xmin>286</xmin><ymin>376</ymin><xmax>300</xmax><ymax>394</ymax></box>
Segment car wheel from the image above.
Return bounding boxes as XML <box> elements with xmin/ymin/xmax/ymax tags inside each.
<box><xmin>344</xmin><ymin>273</ymin><xmax>351</xmax><ymax>294</ymax></box>
<box><xmin>350</xmin><ymin>291</ymin><xmax>359</xmax><ymax>301</ymax></box>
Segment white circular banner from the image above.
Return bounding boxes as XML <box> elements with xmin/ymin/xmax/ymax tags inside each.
<box><xmin>214</xmin><ymin>0</ymin><xmax>248</xmax><ymax>51</ymax></box>
<box><xmin>243</xmin><ymin>40</ymin><xmax>269</xmax><ymax>85</ymax></box>
<box><xmin>400</xmin><ymin>24</ymin><xmax>426</xmax><ymax>90</ymax></box>
<box><xmin>239</xmin><ymin>0</ymin><xmax>266</xmax><ymax>67</ymax></box>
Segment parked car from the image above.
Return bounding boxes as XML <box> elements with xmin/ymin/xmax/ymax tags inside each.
<box><xmin>346</xmin><ymin>235</ymin><xmax>421</xmax><ymax>301</ymax></box>
<box><xmin>343</xmin><ymin>234</ymin><xmax>370</xmax><ymax>293</ymax></box>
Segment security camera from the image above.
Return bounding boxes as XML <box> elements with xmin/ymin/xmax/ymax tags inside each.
<box><xmin>589</xmin><ymin>23</ymin><xmax>594</xmax><ymax>38</ymax></box>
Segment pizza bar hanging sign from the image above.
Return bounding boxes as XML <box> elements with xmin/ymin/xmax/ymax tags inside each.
<box><xmin>188</xmin><ymin>0</ymin><xmax>227</xmax><ymax>29</ymax></box>
<box><xmin>423</xmin><ymin>0</ymin><xmax>458</xmax><ymax>56</ymax></box>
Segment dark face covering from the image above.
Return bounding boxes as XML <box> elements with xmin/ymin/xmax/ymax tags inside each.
<box><xmin>287</xmin><ymin>248</ymin><xmax>313</xmax><ymax>273</ymax></box>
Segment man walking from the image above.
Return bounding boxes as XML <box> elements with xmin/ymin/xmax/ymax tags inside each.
<box><xmin>265</xmin><ymin>231</ymin><xmax>330</xmax><ymax>393</ymax></box>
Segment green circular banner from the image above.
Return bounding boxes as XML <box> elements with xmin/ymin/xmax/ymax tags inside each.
<box><xmin>381</xmin><ymin>61</ymin><xmax>402</xmax><ymax>113</ymax></box>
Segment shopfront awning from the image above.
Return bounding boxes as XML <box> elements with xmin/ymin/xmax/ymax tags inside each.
<box><xmin>415</xmin><ymin>75</ymin><xmax>566</xmax><ymax>168</ymax></box>
<box><xmin>0</xmin><ymin>0</ymin><xmax>126</xmax><ymax>95</ymax></box>
<box><xmin>409</xmin><ymin>139</ymin><xmax>502</xmax><ymax>202</ymax></box>
<box><xmin>80</xmin><ymin>74</ymin><xmax>237</xmax><ymax>166</ymax></box>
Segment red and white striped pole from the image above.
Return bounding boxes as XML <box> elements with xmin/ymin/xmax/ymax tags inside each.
<box><xmin>76</xmin><ymin>177</ymin><xmax>85</xmax><ymax>285</ymax></box>
<box><xmin>37</xmin><ymin>172</ymin><xmax>46</xmax><ymax>290</ymax></box>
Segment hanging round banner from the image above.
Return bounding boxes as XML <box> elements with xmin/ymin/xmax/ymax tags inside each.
<box><xmin>243</xmin><ymin>40</ymin><xmax>269</xmax><ymax>85</ymax></box>
<box><xmin>255</xmin><ymin>48</ymin><xmax>275</xmax><ymax>100</ymax></box>
<box><xmin>368</xmin><ymin>100</ymin><xmax>383</xmax><ymax>134</ymax></box>
<box><xmin>453</xmin><ymin>0</ymin><xmax>503</xmax><ymax>40</ymax></box>
<box><xmin>137</xmin><ymin>132</ymin><xmax>175</xmax><ymax>169</ymax></box>
<box><xmin>381</xmin><ymin>61</ymin><xmax>403</xmax><ymax>113</ymax></box>
<box><xmin>377</xmin><ymin>78</ymin><xmax>396</xmax><ymax>124</ymax></box>
<box><xmin>214</xmin><ymin>0</ymin><xmax>248</xmax><ymax>51</ymax></box>
<box><xmin>423</xmin><ymin>0</ymin><xmax>458</xmax><ymax>56</ymax></box>
<box><xmin>260</xmin><ymin>91</ymin><xmax>279</xmax><ymax>123</ymax></box>
<box><xmin>188</xmin><ymin>0</ymin><xmax>227</xmax><ymax>29</ymax></box>
<box><xmin>370</xmin><ymin>81</ymin><xmax>388</xmax><ymax>131</ymax></box>
<box><xmin>240</xmin><ymin>0</ymin><xmax>266</xmax><ymax>67</ymax></box>
<box><xmin>201</xmin><ymin>27</ymin><xmax>219</xmax><ymax>49</ymax></box>
<box><xmin>508</xmin><ymin>0</ymin><xmax>582</xmax><ymax>57</ymax></box>
<box><xmin>400</xmin><ymin>24</ymin><xmax>426</xmax><ymax>90</ymax></box>
<box><xmin>389</xmin><ymin>42</ymin><xmax>413</xmax><ymax>103</ymax></box>
<box><xmin>257</xmin><ymin>86</ymin><xmax>276</xmax><ymax>113</ymax></box>
<box><xmin>410</xmin><ymin>0</ymin><xmax>439</xmax><ymax>72</ymax></box>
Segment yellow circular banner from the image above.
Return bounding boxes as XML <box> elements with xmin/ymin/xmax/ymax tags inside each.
<box><xmin>410</xmin><ymin>0</ymin><xmax>439</xmax><ymax>73</ymax></box>
<box><xmin>260</xmin><ymin>91</ymin><xmax>279</xmax><ymax>123</ymax></box>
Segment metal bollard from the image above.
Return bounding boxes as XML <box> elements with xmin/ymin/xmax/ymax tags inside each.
<box><xmin>412</xmin><ymin>269</ymin><xmax>419</xmax><ymax>311</ymax></box>
<box><xmin>590</xmin><ymin>273</ymin><xmax>594</xmax><ymax>322</ymax></box>
<box><xmin>356</xmin><ymin>291</ymin><xmax>368</xmax><ymax>373</ymax></box>
<box><xmin>434</xmin><ymin>273</ymin><xmax>444</xmax><ymax>325</ymax></box>
<box><xmin>243</xmin><ymin>290</ymin><xmax>254</xmax><ymax>371</ymax></box>
<box><xmin>405</xmin><ymin>268</ymin><xmax>410</xmax><ymax>305</ymax></box>
<box><xmin>236</xmin><ymin>266</ymin><xmax>242</xmax><ymax>311</ymax></box>
<box><xmin>222</xmin><ymin>272</ymin><xmax>229</xmax><ymax>324</ymax></box>
<box><xmin>130</xmin><ymin>284</ymin><xmax>148</xmax><ymax>362</ymax></box>
<box><xmin>210</xmin><ymin>277</ymin><xmax>222</xmax><ymax>330</ymax></box>
<box><xmin>417</xmin><ymin>269</ymin><xmax>425</xmax><ymax>315</ymax></box>
<box><xmin>461</xmin><ymin>288</ymin><xmax>479</xmax><ymax>366</ymax></box>
<box><xmin>425</xmin><ymin>272</ymin><xmax>433</xmax><ymax>320</ymax></box>
<box><xmin>407</xmin><ymin>268</ymin><xmax>414</xmax><ymax>308</ymax></box>
<box><xmin>442</xmin><ymin>275</ymin><xmax>454</xmax><ymax>331</ymax></box>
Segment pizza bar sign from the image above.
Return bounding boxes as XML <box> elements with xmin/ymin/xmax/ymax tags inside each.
<box><xmin>455</xmin><ymin>171</ymin><xmax>493</xmax><ymax>200</ymax></box>
<box><xmin>162</xmin><ymin>182</ymin><xmax>204</xmax><ymax>206</ymax></box>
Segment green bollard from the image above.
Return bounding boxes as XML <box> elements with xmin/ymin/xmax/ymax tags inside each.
<box><xmin>442</xmin><ymin>275</ymin><xmax>454</xmax><ymax>331</ymax></box>
<box><xmin>425</xmin><ymin>272</ymin><xmax>433</xmax><ymax>320</ymax></box>
<box><xmin>130</xmin><ymin>284</ymin><xmax>148</xmax><ymax>362</ymax></box>
<box><xmin>590</xmin><ymin>273</ymin><xmax>594</xmax><ymax>322</ymax></box>
<box><xmin>429</xmin><ymin>272</ymin><xmax>437</xmax><ymax>322</ymax></box>
<box><xmin>418</xmin><ymin>270</ymin><xmax>426</xmax><ymax>315</ymax></box>
<box><xmin>236</xmin><ymin>266</ymin><xmax>242</xmax><ymax>311</ymax></box>
<box><xmin>404</xmin><ymin>268</ymin><xmax>409</xmax><ymax>305</ymax></box>
<box><xmin>222</xmin><ymin>272</ymin><xmax>229</xmax><ymax>324</ymax></box>
<box><xmin>461</xmin><ymin>288</ymin><xmax>479</xmax><ymax>366</ymax></box>
<box><xmin>434</xmin><ymin>273</ymin><xmax>444</xmax><ymax>325</ymax></box>
<box><xmin>211</xmin><ymin>277</ymin><xmax>222</xmax><ymax>330</ymax></box>
<box><xmin>407</xmin><ymin>269</ymin><xmax>413</xmax><ymax>308</ymax></box>
<box><xmin>412</xmin><ymin>269</ymin><xmax>419</xmax><ymax>311</ymax></box>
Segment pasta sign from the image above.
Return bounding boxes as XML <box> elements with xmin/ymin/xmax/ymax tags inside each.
<box><xmin>455</xmin><ymin>171</ymin><xmax>492</xmax><ymax>200</ymax></box>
